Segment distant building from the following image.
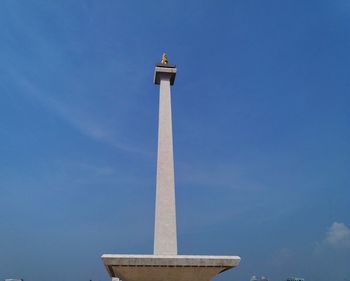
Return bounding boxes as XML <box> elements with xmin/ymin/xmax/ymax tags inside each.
<box><xmin>250</xmin><ymin>275</ymin><xmax>269</xmax><ymax>281</ymax></box>
<box><xmin>287</xmin><ymin>278</ymin><xmax>304</xmax><ymax>281</ymax></box>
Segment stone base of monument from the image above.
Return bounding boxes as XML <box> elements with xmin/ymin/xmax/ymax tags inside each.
<box><xmin>102</xmin><ymin>254</ymin><xmax>240</xmax><ymax>281</ymax></box>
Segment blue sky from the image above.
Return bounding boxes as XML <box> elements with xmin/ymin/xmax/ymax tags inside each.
<box><xmin>0</xmin><ymin>1</ymin><xmax>350</xmax><ymax>281</ymax></box>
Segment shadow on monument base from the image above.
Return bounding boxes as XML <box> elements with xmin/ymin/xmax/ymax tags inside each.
<box><xmin>102</xmin><ymin>254</ymin><xmax>240</xmax><ymax>281</ymax></box>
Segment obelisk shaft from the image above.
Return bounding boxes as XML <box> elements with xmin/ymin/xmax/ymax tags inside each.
<box><xmin>154</xmin><ymin>74</ymin><xmax>177</xmax><ymax>255</ymax></box>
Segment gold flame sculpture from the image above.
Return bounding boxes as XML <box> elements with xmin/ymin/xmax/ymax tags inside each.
<box><xmin>160</xmin><ymin>53</ymin><xmax>168</xmax><ymax>64</ymax></box>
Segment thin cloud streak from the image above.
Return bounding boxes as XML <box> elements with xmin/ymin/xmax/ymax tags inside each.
<box><xmin>11</xmin><ymin>69</ymin><xmax>148</xmax><ymax>155</ymax></box>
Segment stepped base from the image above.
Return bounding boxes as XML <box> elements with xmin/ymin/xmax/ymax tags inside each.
<box><xmin>102</xmin><ymin>254</ymin><xmax>240</xmax><ymax>281</ymax></box>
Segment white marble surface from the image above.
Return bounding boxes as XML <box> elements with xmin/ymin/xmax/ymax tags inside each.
<box><xmin>154</xmin><ymin>74</ymin><xmax>177</xmax><ymax>255</ymax></box>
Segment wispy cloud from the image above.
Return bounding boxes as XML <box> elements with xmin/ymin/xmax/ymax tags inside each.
<box><xmin>315</xmin><ymin>222</ymin><xmax>350</xmax><ymax>253</ymax></box>
<box><xmin>11</xmin><ymin>70</ymin><xmax>148</xmax><ymax>155</ymax></box>
<box><xmin>52</xmin><ymin>160</ymin><xmax>144</xmax><ymax>187</ymax></box>
<box><xmin>269</xmin><ymin>248</ymin><xmax>293</xmax><ymax>266</ymax></box>
<box><xmin>325</xmin><ymin>222</ymin><xmax>350</xmax><ymax>249</ymax></box>
<box><xmin>177</xmin><ymin>161</ymin><xmax>263</xmax><ymax>191</ymax></box>
<box><xmin>4</xmin><ymin>4</ymin><xmax>148</xmax><ymax>156</ymax></box>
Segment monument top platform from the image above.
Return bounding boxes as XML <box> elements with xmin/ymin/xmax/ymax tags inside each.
<box><xmin>154</xmin><ymin>64</ymin><xmax>177</xmax><ymax>85</ymax></box>
<box><xmin>156</xmin><ymin>63</ymin><xmax>176</xmax><ymax>68</ymax></box>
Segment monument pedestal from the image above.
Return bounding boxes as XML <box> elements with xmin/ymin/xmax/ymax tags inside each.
<box><xmin>102</xmin><ymin>254</ymin><xmax>240</xmax><ymax>281</ymax></box>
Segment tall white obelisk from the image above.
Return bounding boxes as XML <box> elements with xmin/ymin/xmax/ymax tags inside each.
<box><xmin>154</xmin><ymin>53</ymin><xmax>177</xmax><ymax>255</ymax></box>
<box><xmin>101</xmin><ymin>54</ymin><xmax>240</xmax><ymax>281</ymax></box>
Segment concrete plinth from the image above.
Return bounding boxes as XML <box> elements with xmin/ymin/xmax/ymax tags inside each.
<box><xmin>102</xmin><ymin>254</ymin><xmax>240</xmax><ymax>281</ymax></box>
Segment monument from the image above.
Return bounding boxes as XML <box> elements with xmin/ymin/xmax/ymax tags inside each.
<box><xmin>102</xmin><ymin>54</ymin><xmax>240</xmax><ymax>281</ymax></box>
